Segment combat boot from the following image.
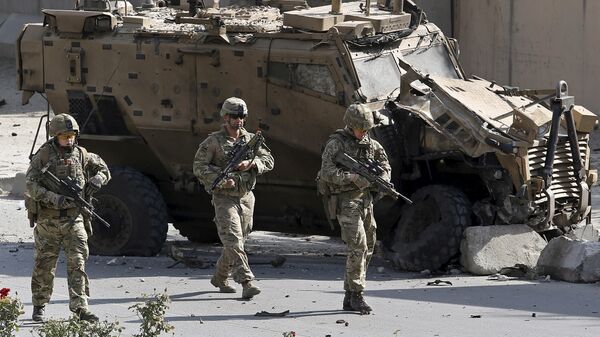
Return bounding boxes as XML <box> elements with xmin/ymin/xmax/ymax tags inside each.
<box><xmin>343</xmin><ymin>291</ymin><xmax>352</xmax><ymax>311</ymax></box>
<box><xmin>32</xmin><ymin>306</ymin><xmax>45</xmax><ymax>322</ymax></box>
<box><xmin>210</xmin><ymin>275</ymin><xmax>236</xmax><ymax>293</ymax></box>
<box><xmin>241</xmin><ymin>281</ymin><xmax>261</xmax><ymax>299</ymax></box>
<box><xmin>76</xmin><ymin>308</ymin><xmax>99</xmax><ymax>322</ymax></box>
<box><xmin>350</xmin><ymin>292</ymin><xmax>372</xmax><ymax>315</ymax></box>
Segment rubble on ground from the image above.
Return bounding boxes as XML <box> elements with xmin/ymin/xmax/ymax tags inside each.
<box><xmin>460</xmin><ymin>224</ymin><xmax>547</xmax><ymax>275</ymax></box>
<box><xmin>536</xmin><ymin>236</ymin><xmax>600</xmax><ymax>283</ymax></box>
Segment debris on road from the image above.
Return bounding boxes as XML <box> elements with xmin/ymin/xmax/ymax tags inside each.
<box><xmin>0</xmin><ymin>99</ymin><xmax>5</xmax><ymax>107</ymax></box>
<box><xmin>254</xmin><ymin>310</ymin><xmax>290</xmax><ymax>317</ymax></box>
<box><xmin>426</xmin><ymin>279</ymin><xmax>453</xmax><ymax>286</ymax></box>
<box><xmin>470</xmin><ymin>315</ymin><xmax>482</xmax><ymax>318</ymax></box>
<box><xmin>498</xmin><ymin>263</ymin><xmax>536</xmax><ymax>278</ymax></box>
<box><xmin>107</xmin><ymin>257</ymin><xmax>126</xmax><ymax>266</ymax></box>
<box><xmin>487</xmin><ymin>274</ymin><xmax>512</xmax><ymax>281</ymax></box>
<box><xmin>251</xmin><ymin>255</ymin><xmax>286</xmax><ymax>267</ymax></box>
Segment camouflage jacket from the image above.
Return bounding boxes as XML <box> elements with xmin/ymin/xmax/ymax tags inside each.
<box><xmin>318</xmin><ymin>128</ymin><xmax>391</xmax><ymax>195</ymax></box>
<box><xmin>26</xmin><ymin>140</ymin><xmax>111</xmax><ymax>210</ymax></box>
<box><xmin>193</xmin><ymin>126</ymin><xmax>274</xmax><ymax>196</ymax></box>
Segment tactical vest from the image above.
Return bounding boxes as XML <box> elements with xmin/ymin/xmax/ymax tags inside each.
<box><xmin>25</xmin><ymin>142</ymin><xmax>89</xmax><ymax>216</ymax></box>
<box><xmin>212</xmin><ymin>130</ymin><xmax>258</xmax><ymax>196</ymax></box>
<box><xmin>322</xmin><ymin>129</ymin><xmax>376</xmax><ymax>194</ymax></box>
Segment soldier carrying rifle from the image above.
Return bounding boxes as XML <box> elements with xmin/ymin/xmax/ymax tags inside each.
<box><xmin>193</xmin><ymin>97</ymin><xmax>274</xmax><ymax>299</ymax></box>
<box><xmin>317</xmin><ymin>103</ymin><xmax>393</xmax><ymax>314</ymax></box>
<box><xmin>25</xmin><ymin>114</ymin><xmax>110</xmax><ymax>322</ymax></box>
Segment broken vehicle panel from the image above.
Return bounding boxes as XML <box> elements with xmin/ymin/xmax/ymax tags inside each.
<box><xmin>16</xmin><ymin>0</ymin><xmax>597</xmax><ymax>270</ymax></box>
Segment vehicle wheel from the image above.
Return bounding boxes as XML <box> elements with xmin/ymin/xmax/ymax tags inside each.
<box><xmin>384</xmin><ymin>185</ymin><xmax>471</xmax><ymax>271</ymax></box>
<box><xmin>88</xmin><ymin>166</ymin><xmax>168</xmax><ymax>256</ymax></box>
<box><xmin>173</xmin><ymin>221</ymin><xmax>220</xmax><ymax>243</ymax></box>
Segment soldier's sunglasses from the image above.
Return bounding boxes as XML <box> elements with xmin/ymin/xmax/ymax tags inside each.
<box><xmin>57</xmin><ymin>132</ymin><xmax>77</xmax><ymax>141</ymax></box>
<box><xmin>227</xmin><ymin>113</ymin><xmax>246</xmax><ymax>119</ymax></box>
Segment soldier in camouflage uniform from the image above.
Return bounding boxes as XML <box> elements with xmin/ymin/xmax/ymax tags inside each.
<box><xmin>26</xmin><ymin>114</ymin><xmax>110</xmax><ymax>322</ymax></box>
<box><xmin>193</xmin><ymin>97</ymin><xmax>274</xmax><ymax>299</ymax></box>
<box><xmin>317</xmin><ymin>104</ymin><xmax>391</xmax><ymax>314</ymax></box>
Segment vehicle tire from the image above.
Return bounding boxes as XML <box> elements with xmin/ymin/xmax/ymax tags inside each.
<box><xmin>173</xmin><ymin>221</ymin><xmax>220</xmax><ymax>243</ymax></box>
<box><xmin>384</xmin><ymin>185</ymin><xmax>471</xmax><ymax>271</ymax></box>
<box><xmin>88</xmin><ymin>166</ymin><xmax>168</xmax><ymax>256</ymax></box>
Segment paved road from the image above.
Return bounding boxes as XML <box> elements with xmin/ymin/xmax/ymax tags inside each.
<box><xmin>2</xmin><ymin>196</ymin><xmax>600</xmax><ymax>337</ymax></box>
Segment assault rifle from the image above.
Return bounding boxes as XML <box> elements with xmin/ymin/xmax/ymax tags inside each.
<box><xmin>210</xmin><ymin>131</ymin><xmax>265</xmax><ymax>192</ymax></box>
<box><xmin>40</xmin><ymin>167</ymin><xmax>111</xmax><ymax>228</ymax></box>
<box><xmin>334</xmin><ymin>152</ymin><xmax>412</xmax><ymax>204</ymax></box>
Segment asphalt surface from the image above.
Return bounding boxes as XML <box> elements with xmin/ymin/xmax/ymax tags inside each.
<box><xmin>1</xmin><ymin>58</ymin><xmax>600</xmax><ymax>337</ymax></box>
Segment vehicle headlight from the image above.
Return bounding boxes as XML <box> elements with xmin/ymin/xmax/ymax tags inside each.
<box><xmin>538</xmin><ymin>121</ymin><xmax>552</xmax><ymax>137</ymax></box>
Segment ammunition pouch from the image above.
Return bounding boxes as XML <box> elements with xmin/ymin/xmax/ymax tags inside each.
<box><xmin>38</xmin><ymin>206</ymin><xmax>80</xmax><ymax>220</ymax></box>
<box><xmin>24</xmin><ymin>193</ymin><xmax>39</xmax><ymax>228</ymax></box>
<box><xmin>316</xmin><ymin>174</ymin><xmax>340</xmax><ymax>230</ymax></box>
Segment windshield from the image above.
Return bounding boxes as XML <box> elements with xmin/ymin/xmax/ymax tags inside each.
<box><xmin>402</xmin><ymin>43</ymin><xmax>460</xmax><ymax>79</ymax></box>
<box><xmin>350</xmin><ymin>40</ymin><xmax>460</xmax><ymax>101</ymax></box>
<box><xmin>352</xmin><ymin>52</ymin><xmax>402</xmax><ymax>101</ymax></box>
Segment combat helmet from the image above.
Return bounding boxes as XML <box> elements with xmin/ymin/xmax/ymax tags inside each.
<box><xmin>49</xmin><ymin>114</ymin><xmax>80</xmax><ymax>137</ymax></box>
<box><xmin>343</xmin><ymin>103</ymin><xmax>375</xmax><ymax>130</ymax></box>
<box><xmin>220</xmin><ymin>97</ymin><xmax>248</xmax><ymax>118</ymax></box>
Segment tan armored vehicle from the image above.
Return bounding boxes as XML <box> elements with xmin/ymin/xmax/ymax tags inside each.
<box><xmin>17</xmin><ymin>0</ymin><xmax>598</xmax><ymax>270</ymax></box>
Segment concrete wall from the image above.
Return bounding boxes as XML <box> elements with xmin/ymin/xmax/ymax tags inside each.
<box><xmin>454</xmin><ymin>0</ymin><xmax>600</xmax><ymax>114</ymax></box>
<box><xmin>414</xmin><ymin>0</ymin><xmax>452</xmax><ymax>37</ymax></box>
<box><xmin>2</xmin><ymin>0</ymin><xmax>74</xmax><ymax>15</ymax></box>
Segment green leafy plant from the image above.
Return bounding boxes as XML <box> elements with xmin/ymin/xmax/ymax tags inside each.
<box><xmin>33</xmin><ymin>317</ymin><xmax>123</xmax><ymax>337</ymax></box>
<box><xmin>129</xmin><ymin>289</ymin><xmax>174</xmax><ymax>337</ymax></box>
<box><xmin>0</xmin><ymin>287</ymin><xmax>24</xmax><ymax>337</ymax></box>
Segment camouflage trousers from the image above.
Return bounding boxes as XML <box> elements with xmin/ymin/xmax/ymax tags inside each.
<box><xmin>336</xmin><ymin>192</ymin><xmax>376</xmax><ymax>292</ymax></box>
<box><xmin>212</xmin><ymin>192</ymin><xmax>255</xmax><ymax>284</ymax></box>
<box><xmin>32</xmin><ymin>215</ymin><xmax>90</xmax><ymax>312</ymax></box>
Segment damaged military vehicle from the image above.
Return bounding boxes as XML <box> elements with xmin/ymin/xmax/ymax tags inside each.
<box><xmin>16</xmin><ymin>0</ymin><xmax>597</xmax><ymax>270</ymax></box>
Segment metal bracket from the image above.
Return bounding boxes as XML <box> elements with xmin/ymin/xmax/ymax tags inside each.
<box><xmin>66</xmin><ymin>48</ymin><xmax>85</xmax><ymax>83</ymax></box>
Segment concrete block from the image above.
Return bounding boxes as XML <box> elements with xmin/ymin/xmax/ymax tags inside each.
<box><xmin>565</xmin><ymin>223</ymin><xmax>600</xmax><ymax>242</ymax></box>
<box><xmin>537</xmin><ymin>236</ymin><xmax>600</xmax><ymax>283</ymax></box>
<box><xmin>0</xmin><ymin>13</ymin><xmax>43</xmax><ymax>58</ymax></box>
<box><xmin>460</xmin><ymin>224</ymin><xmax>547</xmax><ymax>275</ymax></box>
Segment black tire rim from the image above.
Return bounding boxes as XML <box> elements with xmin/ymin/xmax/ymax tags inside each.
<box><xmin>88</xmin><ymin>194</ymin><xmax>134</xmax><ymax>254</ymax></box>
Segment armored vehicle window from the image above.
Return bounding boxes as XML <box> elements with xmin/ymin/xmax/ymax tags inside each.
<box><xmin>402</xmin><ymin>44</ymin><xmax>460</xmax><ymax>79</ymax></box>
<box><xmin>83</xmin><ymin>15</ymin><xmax>113</xmax><ymax>33</ymax></box>
<box><xmin>268</xmin><ymin>62</ymin><xmax>336</xmax><ymax>97</ymax></box>
<box><xmin>353</xmin><ymin>53</ymin><xmax>401</xmax><ymax>101</ymax></box>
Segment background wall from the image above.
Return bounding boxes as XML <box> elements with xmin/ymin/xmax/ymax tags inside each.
<box><xmin>454</xmin><ymin>0</ymin><xmax>600</xmax><ymax>114</ymax></box>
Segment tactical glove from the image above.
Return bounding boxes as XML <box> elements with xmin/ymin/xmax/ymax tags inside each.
<box><xmin>46</xmin><ymin>191</ymin><xmax>75</xmax><ymax>209</ymax></box>
<box><xmin>85</xmin><ymin>175</ymin><xmax>103</xmax><ymax>197</ymax></box>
